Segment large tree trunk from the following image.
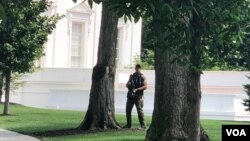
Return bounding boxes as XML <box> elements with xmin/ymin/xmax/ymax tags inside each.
<box><xmin>78</xmin><ymin>2</ymin><xmax>120</xmax><ymax>130</ymax></box>
<box><xmin>3</xmin><ymin>70</ymin><xmax>11</xmax><ymax>115</ymax></box>
<box><xmin>0</xmin><ymin>73</ymin><xmax>3</xmax><ymax>103</ymax></box>
<box><xmin>145</xmin><ymin>1</ymin><xmax>191</xmax><ymax>139</ymax></box>
<box><xmin>145</xmin><ymin>50</ymin><xmax>209</xmax><ymax>141</ymax></box>
<box><xmin>145</xmin><ymin>1</ymin><xmax>210</xmax><ymax>140</ymax></box>
<box><xmin>145</xmin><ymin>46</ymin><xmax>189</xmax><ymax>141</ymax></box>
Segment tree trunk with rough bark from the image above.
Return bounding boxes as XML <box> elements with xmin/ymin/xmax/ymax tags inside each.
<box><xmin>145</xmin><ymin>46</ymin><xmax>190</xmax><ymax>141</ymax></box>
<box><xmin>3</xmin><ymin>70</ymin><xmax>10</xmax><ymax>115</ymax></box>
<box><xmin>145</xmin><ymin>2</ymin><xmax>210</xmax><ymax>140</ymax></box>
<box><xmin>78</xmin><ymin>2</ymin><xmax>120</xmax><ymax>130</ymax></box>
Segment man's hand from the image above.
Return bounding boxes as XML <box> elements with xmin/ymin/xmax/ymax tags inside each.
<box><xmin>133</xmin><ymin>88</ymin><xmax>138</xmax><ymax>93</ymax></box>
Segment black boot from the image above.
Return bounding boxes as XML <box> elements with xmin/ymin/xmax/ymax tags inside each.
<box><xmin>139</xmin><ymin>121</ymin><xmax>146</xmax><ymax>129</ymax></box>
<box><xmin>123</xmin><ymin>115</ymin><xmax>131</xmax><ymax>128</ymax></box>
<box><xmin>138</xmin><ymin>115</ymin><xmax>146</xmax><ymax>129</ymax></box>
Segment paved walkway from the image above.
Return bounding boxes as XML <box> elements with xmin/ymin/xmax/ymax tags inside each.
<box><xmin>0</xmin><ymin>129</ymin><xmax>40</xmax><ymax>141</ymax></box>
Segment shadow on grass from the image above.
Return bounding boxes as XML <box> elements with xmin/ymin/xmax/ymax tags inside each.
<box><xmin>120</xmin><ymin>140</ymin><xmax>144</xmax><ymax>141</ymax></box>
<box><xmin>30</xmin><ymin>128</ymin><xmax>84</xmax><ymax>137</ymax></box>
<box><xmin>30</xmin><ymin>128</ymin><xmax>146</xmax><ymax>138</ymax></box>
<box><xmin>0</xmin><ymin>114</ymin><xmax>17</xmax><ymax>116</ymax></box>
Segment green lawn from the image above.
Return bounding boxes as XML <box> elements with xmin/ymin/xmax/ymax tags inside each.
<box><xmin>0</xmin><ymin>104</ymin><xmax>249</xmax><ymax>141</ymax></box>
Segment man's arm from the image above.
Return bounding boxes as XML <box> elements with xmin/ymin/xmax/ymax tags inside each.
<box><xmin>135</xmin><ymin>81</ymin><xmax>147</xmax><ymax>91</ymax></box>
<box><xmin>135</xmin><ymin>75</ymin><xmax>147</xmax><ymax>91</ymax></box>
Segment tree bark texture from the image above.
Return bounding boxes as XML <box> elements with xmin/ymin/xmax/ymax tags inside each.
<box><xmin>0</xmin><ymin>73</ymin><xmax>3</xmax><ymax>103</ymax></box>
<box><xmin>3</xmin><ymin>70</ymin><xmax>10</xmax><ymax>115</ymax></box>
<box><xmin>78</xmin><ymin>3</ymin><xmax>120</xmax><ymax>130</ymax></box>
<box><xmin>145</xmin><ymin>2</ymin><xmax>208</xmax><ymax>141</ymax></box>
<box><xmin>145</xmin><ymin>47</ymin><xmax>190</xmax><ymax>141</ymax></box>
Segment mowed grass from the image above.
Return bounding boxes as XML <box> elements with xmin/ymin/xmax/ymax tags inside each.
<box><xmin>0</xmin><ymin>104</ymin><xmax>249</xmax><ymax>141</ymax></box>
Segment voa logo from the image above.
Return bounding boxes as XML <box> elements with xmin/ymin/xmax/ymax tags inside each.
<box><xmin>226</xmin><ymin>129</ymin><xmax>246</xmax><ymax>136</ymax></box>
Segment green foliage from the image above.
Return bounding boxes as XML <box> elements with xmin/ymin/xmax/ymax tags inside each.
<box><xmin>106</xmin><ymin>0</ymin><xmax>152</xmax><ymax>23</ymax></box>
<box><xmin>142</xmin><ymin>16</ymin><xmax>250</xmax><ymax>71</ymax></box>
<box><xmin>0</xmin><ymin>0</ymin><xmax>61</xmax><ymax>74</ymax></box>
<box><xmin>197</xmin><ymin>0</ymin><xmax>250</xmax><ymax>71</ymax></box>
<box><xmin>109</xmin><ymin>0</ymin><xmax>250</xmax><ymax>71</ymax></box>
<box><xmin>135</xmin><ymin>49</ymin><xmax>154</xmax><ymax>70</ymax></box>
<box><xmin>202</xmin><ymin>34</ymin><xmax>250</xmax><ymax>71</ymax></box>
<box><xmin>243</xmin><ymin>76</ymin><xmax>250</xmax><ymax>112</ymax></box>
<box><xmin>141</xmin><ymin>16</ymin><xmax>156</xmax><ymax>51</ymax></box>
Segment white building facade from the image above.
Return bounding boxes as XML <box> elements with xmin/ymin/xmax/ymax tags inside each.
<box><xmin>41</xmin><ymin>0</ymin><xmax>142</xmax><ymax>68</ymax></box>
<box><xmin>4</xmin><ymin>0</ymin><xmax>250</xmax><ymax>122</ymax></box>
<box><xmin>9</xmin><ymin>70</ymin><xmax>250</xmax><ymax>121</ymax></box>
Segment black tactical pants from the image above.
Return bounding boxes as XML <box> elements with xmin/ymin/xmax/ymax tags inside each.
<box><xmin>125</xmin><ymin>96</ymin><xmax>146</xmax><ymax>128</ymax></box>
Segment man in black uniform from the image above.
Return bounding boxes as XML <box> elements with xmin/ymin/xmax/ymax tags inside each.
<box><xmin>123</xmin><ymin>64</ymin><xmax>147</xmax><ymax>129</ymax></box>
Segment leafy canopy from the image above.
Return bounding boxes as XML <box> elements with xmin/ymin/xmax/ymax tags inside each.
<box><xmin>108</xmin><ymin>0</ymin><xmax>250</xmax><ymax>70</ymax></box>
<box><xmin>0</xmin><ymin>0</ymin><xmax>61</xmax><ymax>74</ymax></box>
